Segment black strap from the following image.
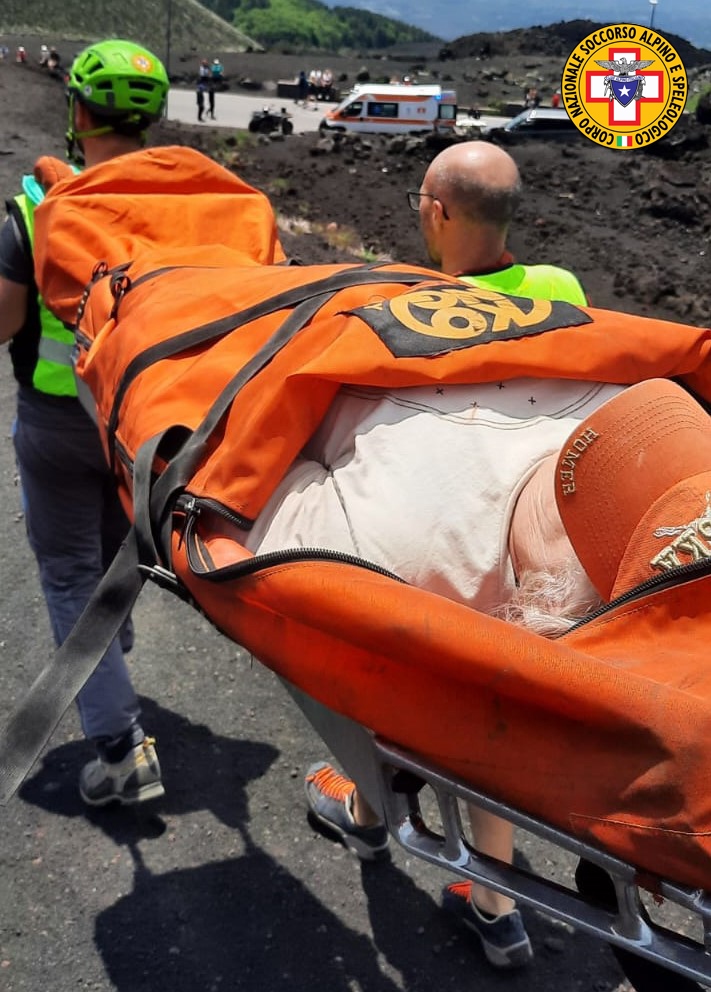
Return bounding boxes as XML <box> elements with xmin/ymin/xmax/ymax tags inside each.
<box><xmin>0</xmin><ymin>294</ymin><xmax>332</xmax><ymax>802</ymax></box>
<box><xmin>141</xmin><ymin>292</ymin><xmax>335</xmax><ymax>531</ymax></box>
<box><xmin>104</xmin><ymin>265</ymin><xmax>433</xmax><ymax>464</ymax></box>
<box><xmin>0</xmin><ymin>266</ymin><xmax>438</xmax><ymax>801</ymax></box>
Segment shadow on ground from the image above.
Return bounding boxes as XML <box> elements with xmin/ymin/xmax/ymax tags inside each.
<box><xmin>19</xmin><ymin>696</ymin><xmax>279</xmax><ymax>835</ymax></box>
<box><xmin>16</xmin><ymin>697</ymin><xmax>632</xmax><ymax>992</ymax></box>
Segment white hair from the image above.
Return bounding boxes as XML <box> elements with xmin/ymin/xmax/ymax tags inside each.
<box><xmin>494</xmin><ymin>561</ymin><xmax>602</xmax><ymax>638</ymax></box>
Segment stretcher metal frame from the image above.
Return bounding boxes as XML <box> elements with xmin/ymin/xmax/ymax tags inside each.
<box><xmin>376</xmin><ymin>738</ymin><xmax>711</xmax><ymax>988</ymax></box>
<box><xmin>286</xmin><ymin>682</ymin><xmax>711</xmax><ymax>991</ymax></box>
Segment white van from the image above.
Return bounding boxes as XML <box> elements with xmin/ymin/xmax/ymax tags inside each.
<box><xmin>319</xmin><ymin>83</ymin><xmax>458</xmax><ymax>136</ymax></box>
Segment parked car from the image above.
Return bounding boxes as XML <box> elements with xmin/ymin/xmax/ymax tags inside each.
<box><xmin>481</xmin><ymin>106</ymin><xmax>579</xmax><ymax>143</ymax></box>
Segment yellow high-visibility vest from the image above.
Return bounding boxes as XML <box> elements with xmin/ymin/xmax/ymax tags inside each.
<box><xmin>13</xmin><ymin>192</ymin><xmax>76</xmax><ymax>396</ymax></box>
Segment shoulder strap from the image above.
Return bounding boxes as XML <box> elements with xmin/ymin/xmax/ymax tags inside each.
<box><xmin>5</xmin><ymin>197</ymin><xmax>33</xmax><ymax>261</ymax></box>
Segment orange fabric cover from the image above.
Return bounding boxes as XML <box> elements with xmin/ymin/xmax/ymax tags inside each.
<box><xmin>71</xmin><ymin>262</ymin><xmax>711</xmax><ymax>522</ymax></box>
<box><xmin>31</xmin><ymin>152</ymin><xmax>711</xmax><ymax>890</ymax></box>
<box><xmin>174</xmin><ymin>537</ymin><xmax>711</xmax><ymax>892</ymax></box>
<box><xmin>33</xmin><ymin>146</ymin><xmax>286</xmax><ymax>324</ymax></box>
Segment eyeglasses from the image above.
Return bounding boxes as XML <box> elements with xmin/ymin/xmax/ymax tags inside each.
<box><xmin>406</xmin><ymin>190</ymin><xmax>449</xmax><ymax>219</ymax></box>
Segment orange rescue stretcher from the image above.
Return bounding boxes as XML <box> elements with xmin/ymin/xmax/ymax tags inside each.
<box><xmin>2</xmin><ymin>148</ymin><xmax>711</xmax><ymax>992</ymax></box>
<box><xmin>43</xmin><ymin>264</ymin><xmax>711</xmax><ymax>989</ymax></box>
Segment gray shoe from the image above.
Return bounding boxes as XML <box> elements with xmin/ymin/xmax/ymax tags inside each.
<box><xmin>305</xmin><ymin>761</ymin><xmax>389</xmax><ymax>860</ymax></box>
<box><xmin>79</xmin><ymin>736</ymin><xmax>164</xmax><ymax>806</ymax></box>
<box><xmin>443</xmin><ymin>881</ymin><xmax>533</xmax><ymax>968</ymax></box>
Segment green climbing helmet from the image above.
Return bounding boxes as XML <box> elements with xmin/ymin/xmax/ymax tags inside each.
<box><xmin>68</xmin><ymin>39</ymin><xmax>168</xmax><ymax>122</ymax></box>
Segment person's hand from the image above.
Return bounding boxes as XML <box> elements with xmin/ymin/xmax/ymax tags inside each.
<box><xmin>33</xmin><ymin>156</ymin><xmax>75</xmax><ymax>194</ymax></box>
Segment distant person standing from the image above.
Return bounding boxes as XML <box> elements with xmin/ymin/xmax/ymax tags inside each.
<box><xmin>211</xmin><ymin>58</ymin><xmax>224</xmax><ymax>84</ymax></box>
<box><xmin>551</xmin><ymin>90</ymin><xmax>561</xmax><ymax>108</ymax></box>
<box><xmin>524</xmin><ymin>86</ymin><xmax>540</xmax><ymax>108</ymax></box>
<box><xmin>196</xmin><ymin>76</ymin><xmax>207</xmax><ymax>121</ymax></box>
<box><xmin>207</xmin><ymin>78</ymin><xmax>216</xmax><ymax>120</ymax></box>
<box><xmin>321</xmin><ymin>67</ymin><xmax>334</xmax><ymax>100</ymax></box>
<box><xmin>198</xmin><ymin>57</ymin><xmax>210</xmax><ymax>80</ymax></box>
<box><xmin>296</xmin><ymin>69</ymin><xmax>309</xmax><ymax>106</ymax></box>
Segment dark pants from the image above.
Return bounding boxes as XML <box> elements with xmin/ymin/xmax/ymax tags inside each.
<box><xmin>14</xmin><ymin>388</ymin><xmax>142</xmax><ymax>742</ymax></box>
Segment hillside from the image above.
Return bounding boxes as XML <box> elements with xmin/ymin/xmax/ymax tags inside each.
<box><xmin>1</xmin><ymin>0</ymin><xmax>441</xmax><ymax>56</ymax></box>
<box><xmin>2</xmin><ymin>27</ymin><xmax>710</xmax><ymax>330</ymax></box>
<box><xmin>200</xmin><ymin>0</ymin><xmax>441</xmax><ymax>49</ymax></box>
<box><xmin>0</xmin><ymin>0</ymin><xmax>262</xmax><ymax>55</ymax></box>
<box><xmin>448</xmin><ymin>19</ymin><xmax>711</xmax><ymax>69</ymax></box>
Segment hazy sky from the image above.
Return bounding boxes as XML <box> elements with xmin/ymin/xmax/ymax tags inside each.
<box><xmin>327</xmin><ymin>0</ymin><xmax>709</xmax><ymax>47</ymax></box>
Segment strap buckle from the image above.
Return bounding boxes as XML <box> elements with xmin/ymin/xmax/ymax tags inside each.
<box><xmin>137</xmin><ymin>563</ymin><xmax>180</xmax><ymax>590</ymax></box>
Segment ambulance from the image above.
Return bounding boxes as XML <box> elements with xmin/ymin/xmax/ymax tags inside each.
<box><xmin>319</xmin><ymin>83</ymin><xmax>458</xmax><ymax>136</ymax></box>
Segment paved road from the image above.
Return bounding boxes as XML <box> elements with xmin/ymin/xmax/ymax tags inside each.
<box><xmin>165</xmin><ymin>87</ymin><xmax>512</xmax><ymax>136</ymax></box>
<box><xmin>166</xmin><ymin>87</ymin><xmax>330</xmax><ymax>133</ymax></box>
<box><xmin>0</xmin><ymin>378</ymin><xmax>640</xmax><ymax>991</ymax></box>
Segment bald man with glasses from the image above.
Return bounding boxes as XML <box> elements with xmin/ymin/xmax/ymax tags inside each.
<box><xmin>408</xmin><ymin>140</ymin><xmax>587</xmax><ymax>303</ymax></box>
<box><xmin>303</xmin><ymin>140</ymin><xmax>589</xmax><ymax>971</ymax></box>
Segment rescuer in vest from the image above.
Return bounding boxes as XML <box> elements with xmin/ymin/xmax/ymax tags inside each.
<box><xmin>0</xmin><ymin>39</ymin><xmax>169</xmax><ymax>807</ymax></box>
<box><xmin>414</xmin><ymin>141</ymin><xmax>588</xmax><ymax>303</ymax></box>
<box><xmin>305</xmin><ymin>140</ymin><xmax>588</xmax><ymax>970</ymax></box>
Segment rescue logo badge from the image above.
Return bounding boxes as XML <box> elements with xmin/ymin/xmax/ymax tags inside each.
<box><xmin>562</xmin><ymin>24</ymin><xmax>687</xmax><ymax>149</ymax></box>
<box><xmin>352</xmin><ymin>285</ymin><xmax>591</xmax><ymax>359</ymax></box>
<box><xmin>132</xmin><ymin>52</ymin><xmax>155</xmax><ymax>74</ymax></box>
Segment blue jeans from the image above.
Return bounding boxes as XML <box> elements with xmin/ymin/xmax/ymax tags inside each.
<box><xmin>13</xmin><ymin>387</ymin><xmax>142</xmax><ymax>743</ymax></box>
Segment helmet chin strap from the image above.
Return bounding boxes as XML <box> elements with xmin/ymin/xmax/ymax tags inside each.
<box><xmin>67</xmin><ymin>124</ymin><xmax>120</xmax><ymax>161</ymax></box>
<box><xmin>65</xmin><ymin>95</ymin><xmax>147</xmax><ymax>165</ymax></box>
<box><xmin>65</xmin><ymin>93</ymin><xmax>95</xmax><ymax>165</ymax></box>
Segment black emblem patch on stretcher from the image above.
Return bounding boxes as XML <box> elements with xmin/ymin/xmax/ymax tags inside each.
<box><xmin>351</xmin><ymin>284</ymin><xmax>592</xmax><ymax>358</ymax></box>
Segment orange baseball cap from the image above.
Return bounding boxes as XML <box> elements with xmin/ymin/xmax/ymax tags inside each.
<box><xmin>554</xmin><ymin>378</ymin><xmax>711</xmax><ymax>601</ymax></box>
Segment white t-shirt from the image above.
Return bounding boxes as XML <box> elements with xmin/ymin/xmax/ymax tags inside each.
<box><xmin>243</xmin><ymin>378</ymin><xmax>624</xmax><ymax>613</ymax></box>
